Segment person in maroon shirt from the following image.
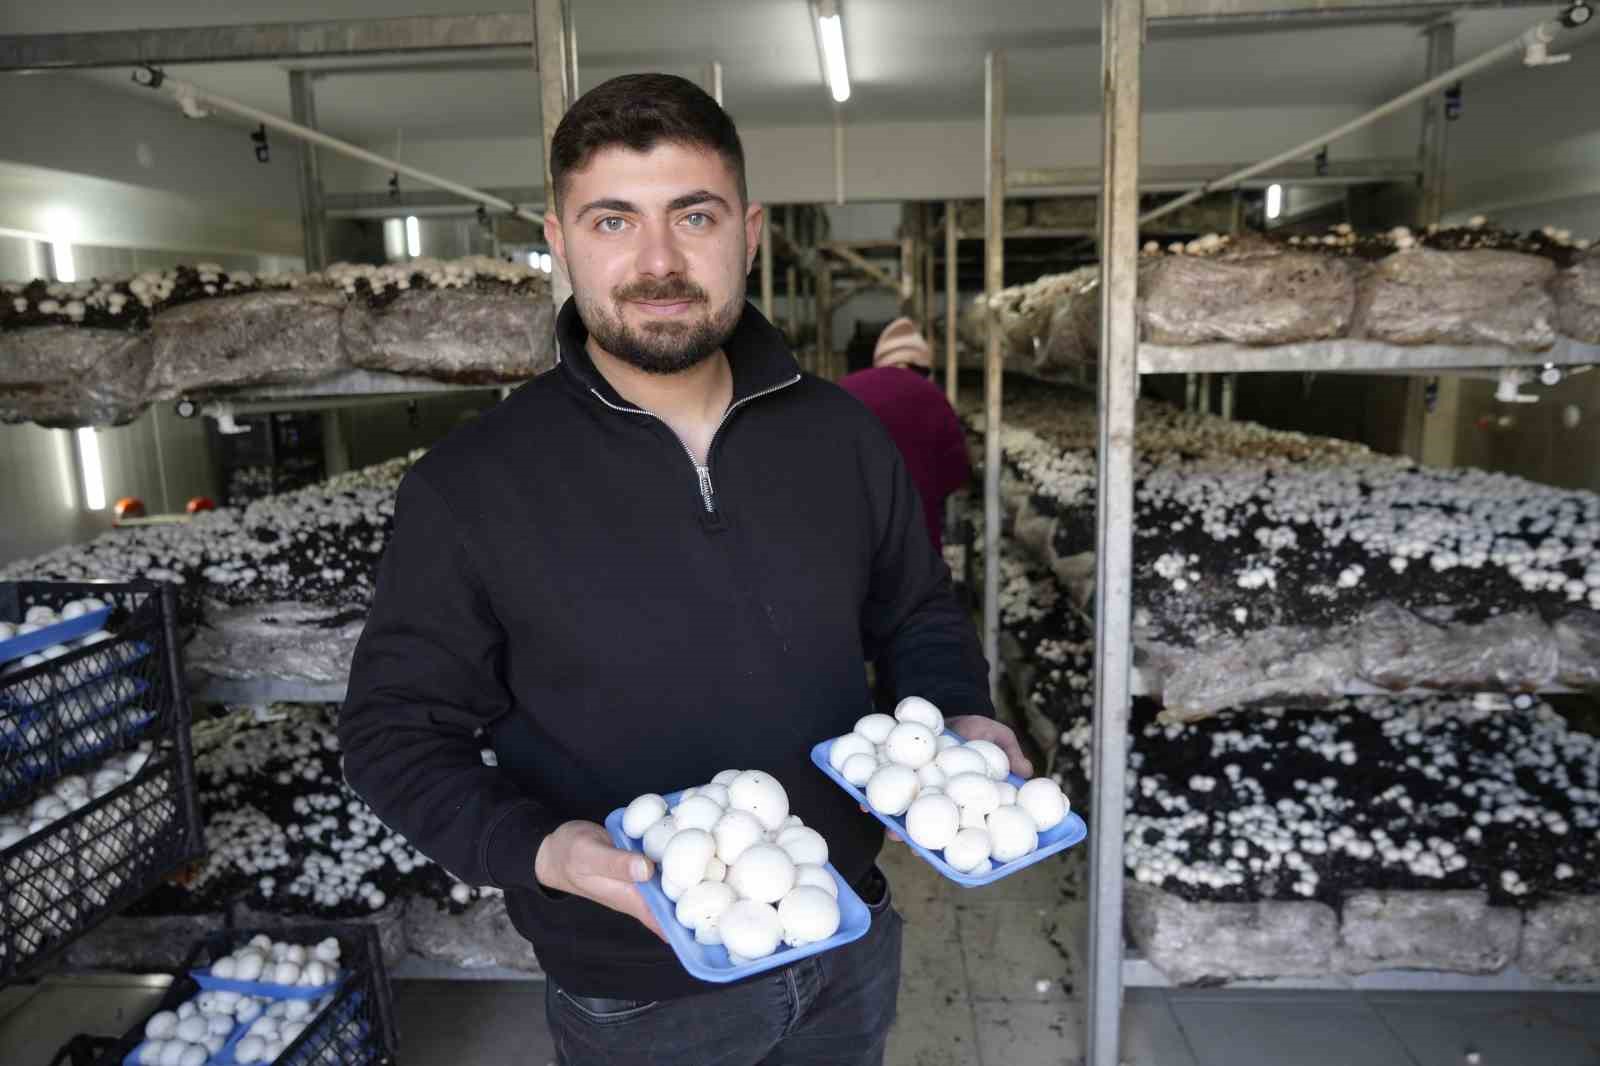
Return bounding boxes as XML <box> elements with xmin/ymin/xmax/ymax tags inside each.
<box><xmin>839</xmin><ymin>317</ymin><xmax>971</xmax><ymax>552</ymax></box>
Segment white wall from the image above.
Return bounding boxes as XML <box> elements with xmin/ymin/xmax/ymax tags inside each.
<box><xmin>2</xmin><ymin>72</ymin><xmax>303</xmax><ymax>259</ymax></box>
<box><xmin>322</xmin><ymin>104</ymin><xmax>1420</xmax><ymax>206</ymax></box>
<box><xmin>1443</xmin><ymin>32</ymin><xmax>1600</xmax><ymax>232</ymax></box>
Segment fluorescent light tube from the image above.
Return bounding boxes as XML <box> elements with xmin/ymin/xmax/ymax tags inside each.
<box><xmin>76</xmin><ymin>427</ymin><xmax>105</xmax><ymax>511</ymax></box>
<box><xmin>51</xmin><ymin>241</ymin><xmax>76</xmax><ymax>283</ymax></box>
<box><xmin>405</xmin><ymin>215</ymin><xmax>421</xmax><ymax>258</ymax></box>
<box><xmin>818</xmin><ymin>13</ymin><xmax>851</xmax><ymax>103</ymax></box>
<box><xmin>1265</xmin><ymin>184</ymin><xmax>1283</xmax><ymax>221</ymax></box>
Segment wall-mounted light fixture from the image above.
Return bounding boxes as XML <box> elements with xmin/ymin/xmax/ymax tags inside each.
<box><xmin>405</xmin><ymin>216</ymin><xmax>421</xmax><ymax>258</ymax></box>
<box><xmin>1265</xmin><ymin>184</ymin><xmax>1283</xmax><ymax>221</ymax></box>
<box><xmin>76</xmin><ymin>428</ymin><xmax>106</xmax><ymax>511</ymax></box>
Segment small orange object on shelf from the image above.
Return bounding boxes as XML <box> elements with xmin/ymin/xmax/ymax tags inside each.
<box><xmin>112</xmin><ymin>496</ymin><xmax>147</xmax><ymax>521</ymax></box>
<box><xmin>185</xmin><ymin>496</ymin><xmax>217</xmax><ymax>514</ymax></box>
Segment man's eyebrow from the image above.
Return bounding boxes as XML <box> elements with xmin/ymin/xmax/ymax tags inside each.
<box><xmin>575</xmin><ymin>198</ymin><xmax>637</xmax><ymax>220</ymax></box>
<box><xmin>666</xmin><ymin>190</ymin><xmax>732</xmax><ymax>213</ymax></box>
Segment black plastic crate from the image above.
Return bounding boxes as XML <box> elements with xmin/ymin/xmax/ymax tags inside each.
<box><xmin>95</xmin><ymin>922</ymin><xmax>399</xmax><ymax>1066</ymax></box>
<box><xmin>0</xmin><ymin>581</ymin><xmax>205</xmax><ymax>985</ymax></box>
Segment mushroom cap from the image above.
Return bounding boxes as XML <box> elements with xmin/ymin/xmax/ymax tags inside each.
<box><xmin>936</xmin><ymin>734</ymin><xmax>961</xmax><ymax>752</ymax></box>
<box><xmin>916</xmin><ymin>763</ymin><xmax>948</xmax><ymax>790</ymax></box>
<box><xmin>661</xmin><ymin>877</ymin><xmax>691</xmax><ymax>902</ymax></box>
<box><xmin>662</xmin><ymin>828</ymin><xmax>717</xmax><ymax>887</ymax></box>
<box><xmin>793</xmin><ymin>863</ymin><xmax>839</xmax><ymax>898</ymax></box>
<box><xmin>675</xmin><ymin>880</ymin><xmax>738</xmax><ymax>933</ymax></box>
<box><xmin>720</xmin><ymin>900</ymin><xmax>783</xmax><ymax>960</ymax></box>
<box><xmin>778</xmin><ymin>886</ymin><xmax>842</xmax><ymax>947</ymax></box>
<box><xmin>711</xmin><ymin>769</ymin><xmax>743</xmax><ymax>787</ymax></box>
<box><xmin>986</xmin><ymin>805</ymin><xmax>1039</xmax><ymax>863</ymax></box>
<box><xmin>934</xmin><ymin>746</ymin><xmax>989</xmax><ymax>779</ymax></box>
<box><xmin>728</xmin><ymin>843</ymin><xmax>797</xmax><ymax>904</ymax></box>
<box><xmin>175</xmin><ymin>1016</ymin><xmax>208</xmax><ymax>1043</ymax></box>
<box><xmin>828</xmin><ymin>733</ymin><xmax>876</xmax><ymax>773</ymax></box>
<box><xmin>943</xmin><ymin>827</ymin><xmax>993</xmax><ymax>873</ymax></box>
<box><xmin>865</xmin><ymin>764</ymin><xmax>920</xmax><ymax>816</ymax></box>
<box><xmin>995</xmin><ymin>781</ymin><xmax>1019</xmax><ymax>807</ymax></box>
<box><xmin>697</xmin><ymin>783</ymin><xmax>731</xmax><ymax>808</ymax></box>
<box><xmin>672</xmin><ymin>795</ymin><xmax>724</xmax><ymax>833</ymax></box>
<box><xmin>728</xmin><ymin>771</ymin><xmax>790</xmax><ymax>832</ymax></box>
<box><xmin>945</xmin><ymin>773</ymin><xmax>1000</xmax><ymax>813</ymax></box>
<box><xmin>884</xmin><ymin>722</ymin><xmax>938</xmax><ymax>769</ymax></box>
<box><xmin>842</xmin><ymin>752</ymin><xmax>878</xmax><ymax>787</ymax></box>
<box><xmin>145</xmin><ymin>1011</ymin><xmax>180</xmax><ymax>1040</ymax></box>
<box><xmin>853</xmin><ymin>713</ymin><xmax>897</xmax><ymax>745</ymax></box>
<box><xmin>776</xmin><ymin>825</ymin><xmax>829</xmax><ymax>867</ymax></box>
<box><xmin>713</xmin><ymin>809</ymin><xmax>766</xmax><ymax>866</ymax></box>
<box><xmin>965</xmin><ymin>739</ymin><xmax>1011</xmax><ymax>781</ymax></box>
<box><xmin>641</xmin><ymin>816</ymin><xmax>680</xmax><ymax>862</ymax></box>
<box><xmin>893</xmin><ymin>696</ymin><xmax>945</xmax><ymax>735</ymax></box>
<box><xmin>1016</xmin><ymin>778</ymin><xmax>1068</xmax><ymax>832</ymax></box>
<box><xmin>905</xmin><ymin>794</ymin><xmax>962</xmax><ymax>851</ymax></box>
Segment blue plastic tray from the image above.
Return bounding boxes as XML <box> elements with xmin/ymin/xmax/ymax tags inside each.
<box><xmin>810</xmin><ymin>732</ymin><xmax>1087</xmax><ymax>887</ymax></box>
<box><xmin>0</xmin><ymin>607</ymin><xmax>112</xmax><ymax>666</ymax></box>
<box><xmin>604</xmin><ymin>788</ymin><xmax>871</xmax><ymax>984</ymax></box>
<box><xmin>2</xmin><ymin>640</ymin><xmax>151</xmax><ymax>711</ymax></box>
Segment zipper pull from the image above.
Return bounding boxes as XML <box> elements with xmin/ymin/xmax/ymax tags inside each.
<box><xmin>696</xmin><ymin>466</ymin><xmax>715</xmax><ymax>513</ymax></box>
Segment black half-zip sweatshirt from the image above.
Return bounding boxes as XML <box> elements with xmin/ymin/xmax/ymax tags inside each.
<box><xmin>338</xmin><ymin>298</ymin><xmax>992</xmax><ymax>999</ymax></box>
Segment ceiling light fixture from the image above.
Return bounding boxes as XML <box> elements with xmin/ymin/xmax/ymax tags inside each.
<box><xmin>1265</xmin><ymin>184</ymin><xmax>1283</xmax><ymax>221</ymax></box>
<box><xmin>813</xmin><ymin>0</ymin><xmax>851</xmax><ymax>104</ymax></box>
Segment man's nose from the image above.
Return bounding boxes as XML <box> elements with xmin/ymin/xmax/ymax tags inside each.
<box><xmin>635</xmin><ymin>219</ymin><xmax>688</xmax><ymax>278</ymax></box>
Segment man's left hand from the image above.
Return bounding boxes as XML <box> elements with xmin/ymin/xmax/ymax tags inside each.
<box><xmin>946</xmin><ymin>715</ymin><xmax>1033</xmax><ymax>779</ymax></box>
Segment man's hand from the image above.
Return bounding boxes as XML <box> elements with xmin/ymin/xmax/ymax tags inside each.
<box><xmin>865</xmin><ymin>716</ymin><xmax>1035</xmax><ymax>844</ymax></box>
<box><xmin>534</xmin><ymin>821</ymin><xmax>667</xmax><ymax>942</ymax></box>
<box><xmin>946</xmin><ymin>715</ymin><xmax>1034</xmax><ymax>778</ymax></box>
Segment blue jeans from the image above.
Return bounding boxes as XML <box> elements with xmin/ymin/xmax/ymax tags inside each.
<box><xmin>545</xmin><ymin>868</ymin><xmax>903</xmax><ymax>1066</ymax></box>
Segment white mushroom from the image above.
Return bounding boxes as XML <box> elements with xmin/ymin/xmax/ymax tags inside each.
<box><xmin>793</xmin><ymin>863</ymin><xmax>838</xmax><ymax>898</ymax></box>
<box><xmin>1016</xmin><ymin>778</ymin><xmax>1069</xmax><ymax>832</ymax></box>
<box><xmin>893</xmin><ymin>696</ymin><xmax>945</xmax><ymax>735</ymax></box>
<box><xmin>842</xmin><ymin>752</ymin><xmax>878</xmax><ymax>787</ymax></box>
<box><xmin>727</xmin><ymin>771</ymin><xmax>790</xmax><ymax>832</ymax></box>
<box><xmin>711</xmin><ymin>769</ymin><xmax>743</xmax><ymax>786</ymax></box>
<box><xmin>943</xmin><ymin>828</ymin><xmax>993</xmax><ymax>874</ymax></box>
<box><xmin>676</xmin><ymin>881</ymin><xmax>738</xmax><ymax>943</ymax></box>
<box><xmin>778</xmin><ymin>886</ymin><xmax>842</xmax><ymax>948</ymax></box>
<box><xmin>865</xmin><ymin>764</ymin><xmax>920</xmax><ymax>816</ymax></box>
<box><xmin>828</xmin><ymin>733</ymin><xmax>876</xmax><ymax>774</ymax></box>
<box><xmin>727</xmin><ymin>843</ymin><xmax>796</xmax><ymax>904</ymax></box>
<box><xmin>641</xmin><ymin>816</ymin><xmax>680</xmax><ymax>863</ymax></box>
<box><xmin>986</xmin><ymin>805</ymin><xmax>1039</xmax><ymax>863</ymax></box>
<box><xmin>916</xmin><ymin>763</ymin><xmax>948</xmax><ymax>791</ymax></box>
<box><xmin>853</xmin><ymin>713</ymin><xmax>897</xmax><ymax>745</ymax></box>
<box><xmin>672</xmin><ymin>795</ymin><xmax>724</xmax><ymax>834</ymax></box>
<box><xmin>964</xmin><ymin>739</ymin><xmax>1011</xmax><ymax>781</ymax></box>
<box><xmin>934</xmin><ymin>746</ymin><xmax>989</xmax><ymax>779</ymax></box>
<box><xmin>661</xmin><ymin>828</ymin><xmax>716</xmax><ymax>888</ymax></box>
<box><xmin>622</xmin><ymin>794</ymin><xmax>669</xmax><ymax>839</ymax></box>
<box><xmin>905</xmin><ymin>794</ymin><xmax>961</xmax><ymax>851</ymax></box>
<box><xmin>697</xmin><ymin>783</ymin><xmax>730</xmax><ymax>808</ymax></box>
<box><xmin>776</xmin><ymin>825</ymin><xmax>829</xmax><ymax>867</ymax></box>
<box><xmin>712</xmin><ymin>809</ymin><xmax>766</xmax><ymax>866</ymax></box>
<box><xmin>719</xmin><ymin>900</ymin><xmax>784</xmax><ymax>960</ymax></box>
<box><xmin>884</xmin><ymin>722</ymin><xmax>938</xmax><ymax>769</ymax></box>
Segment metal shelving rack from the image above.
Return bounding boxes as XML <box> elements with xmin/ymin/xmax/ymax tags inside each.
<box><xmin>967</xmin><ymin>4</ymin><xmax>1598</xmax><ymax>1065</ymax></box>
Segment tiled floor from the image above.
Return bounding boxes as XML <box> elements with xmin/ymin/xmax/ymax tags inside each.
<box><xmin>8</xmin><ymin>845</ymin><xmax>1600</xmax><ymax>1065</ymax></box>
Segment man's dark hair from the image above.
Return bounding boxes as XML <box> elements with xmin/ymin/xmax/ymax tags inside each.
<box><xmin>549</xmin><ymin>73</ymin><xmax>747</xmax><ymax>214</ymax></box>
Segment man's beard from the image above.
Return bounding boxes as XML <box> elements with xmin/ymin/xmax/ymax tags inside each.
<box><xmin>578</xmin><ymin>275</ymin><xmax>744</xmax><ymax>375</ymax></box>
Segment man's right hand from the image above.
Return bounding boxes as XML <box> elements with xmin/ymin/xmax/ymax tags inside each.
<box><xmin>534</xmin><ymin>820</ymin><xmax>667</xmax><ymax>942</ymax></box>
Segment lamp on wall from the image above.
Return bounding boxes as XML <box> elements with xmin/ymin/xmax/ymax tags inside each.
<box><xmin>1265</xmin><ymin>184</ymin><xmax>1283</xmax><ymax>221</ymax></box>
<box><xmin>75</xmin><ymin>428</ymin><xmax>106</xmax><ymax>511</ymax></box>
<box><xmin>812</xmin><ymin>0</ymin><xmax>851</xmax><ymax>104</ymax></box>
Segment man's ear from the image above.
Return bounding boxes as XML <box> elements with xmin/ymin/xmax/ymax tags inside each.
<box><xmin>745</xmin><ymin>202</ymin><xmax>766</xmax><ymax>274</ymax></box>
<box><xmin>544</xmin><ymin>210</ymin><xmax>566</xmax><ymax>269</ymax></box>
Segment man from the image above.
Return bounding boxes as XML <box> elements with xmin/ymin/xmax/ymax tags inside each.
<box><xmin>339</xmin><ymin>73</ymin><xmax>1027</xmax><ymax>1066</ymax></box>
<box><xmin>840</xmin><ymin>317</ymin><xmax>971</xmax><ymax>553</ymax></box>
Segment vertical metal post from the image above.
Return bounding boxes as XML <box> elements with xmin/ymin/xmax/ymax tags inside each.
<box><xmin>534</xmin><ymin>0</ymin><xmax>575</xmax><ymax>309</ymax></box>
<box><xmin>1199</xmin><ymin>372</ymin><xmax>1212</xmax><ymax>415</ymax></box>
<box><xmin>982</xmin><ymin>50</ymin><xmax>1005</xmax><ymax>703</ymax></box>
<box><xmin>1419</xmin><ymin>18</ymin><xmax>1455</xmax><ymax>227</ymax></box>
<box><xmin>287</xmin><ymin>71</ymin><xmax>327</xmax><ymax>272</ymax></box>
<box><xmin>899</xmin><ymin>237</ymin><xmax>916</xmax><ymax>316</ymax></box>
<box><xmin>1090</xmin><ymin>2</ymin><xmax>1142</xmax><ymax>1064</ymax></box>
<box><xmin>818</xmin><ymin>260</ymin><xmax>833</xmax><ymax>380</ymax></box>
<box><xmin>1221</xmin><ymin>373</ymin><xmax>1236</xmax><ymax>421</ymax></box>
<box><xmin>703</xmin><ymin>60</ymin><xmax>724</xmax><ymax>105</ymax></box>
<box><xmin>761</xmin><ymin>212</ymin><xmax>775</xmax><ymax>319</ymax></box>
<box><xmin>945</xmin><ymin>199</ymin><xmax>958</xmax><ymax>406</ymax></box>
<box><xmin>921</xmin><ymin>204</ymin><xmax>935</xmax><ymax>338</ymax></box>
<box><xmin>833</xmin><ymin>114</ymin><xmax>846</xmax><ymax>206</ymax></box>
<box><xmin>1184</xmin><ymin>373</ymin><xmax>1199</xmax><ymax>412</ymax></box>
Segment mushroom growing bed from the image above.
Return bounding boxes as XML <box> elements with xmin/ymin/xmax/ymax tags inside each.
<box><xmin>992</xmin><ymin>537</ymin><xmax>1600</xmax><ymax>984</ymax></box>
<box><xmin>970</xmin><ymin>378</ymin><xmax>1600</xmax><ymax>718</ymax></box>
<box><xmin>62</xmin><ymin>702</ymin><xmax>542</xmax><ymax>977</ymax></box>
<box><xmin>0</xmin><ymin>453</ymin><xmax>417</xmax><ymax>688</ymax></box>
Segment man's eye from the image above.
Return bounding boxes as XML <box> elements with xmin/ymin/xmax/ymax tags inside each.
<box><xmin>597</xmin><ymin>217</ymin><xmax>626</xmax><ymax>233</ymax></box>
<box><xmin>682</xmin><ymin>212</ymin><xmax>711</xmax><ymax>228</ymax></box>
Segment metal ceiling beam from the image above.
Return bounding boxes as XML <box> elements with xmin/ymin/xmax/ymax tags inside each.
<box><xmin>1010</xmin><ymin>157</ymin><xmax>1419</xmax><ymax>193</ymax></box>
<box><xmin>1147</xmin><ymin>0</ymin><xmax>1558</xmax><ymax>26</ymax></box>
<box><xmin>0</xmin><ymin>14</ymin><xmax>535</xmax><ymax>72</ymax></box>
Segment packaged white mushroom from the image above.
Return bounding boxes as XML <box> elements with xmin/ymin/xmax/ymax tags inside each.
<box><xmin>822</xmin><ymin>697</ymin><xmax>1073</xmax><ymax>876</ymax></box>
<box><xmin>618</xmin><ymin>769</ymin><xmax>842</xmax><ymax>964</ymax></box>
<box><xmin>208</xmin><ymin>934</ymin><xmax>342</xmax><ymax>987</ymax></box>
